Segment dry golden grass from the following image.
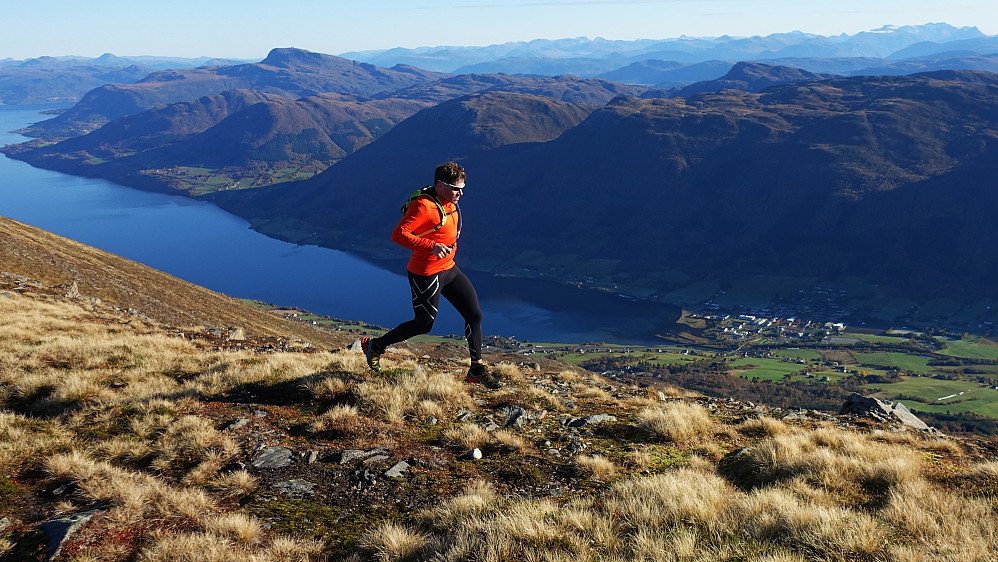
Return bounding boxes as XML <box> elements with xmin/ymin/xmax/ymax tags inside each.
<box><xmin>352</xmin><ymin>367</ymin><xmax>473</xmax><ymax>423</ymax></box>
<box><xmin>357</xmin><ymin>521</ymin><xmax>430</xmax><ymax>562</ymax></box>
<box><xmin>575</xmin><ymin>454</ymin><xmax>618</xmax><ymax>479</ymax></box>
<box><xmin>490</xmin><ymin>362</ymin><xmax>525</xmax><ymax>382</ymax></box>
<box><xmin>442</xmin><ymin>423</ymin><xmax>492</xmax><ymax>451</ymax></box>
<box><xmin>635</xmin><ymin>401</ymin><xmax>717</xmax><ymax>444</ymax></box>
<box><xmin>725</xmin><ymin>427</ymin><xmax>924</xmax><ymax>498</ymax></box>
<box><xmin>738</xmin><ymin>415</ymin><xmax>791</xmax><ymax>437</ymax></box>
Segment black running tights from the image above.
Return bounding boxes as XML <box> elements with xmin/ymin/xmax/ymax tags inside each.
<box><xmin>372</xmin><ymin>265</ymin><xmax>483</xmax><ymax>361</ymax></box>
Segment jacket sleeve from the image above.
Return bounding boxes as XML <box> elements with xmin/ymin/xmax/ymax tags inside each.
<box><xmin>391</xmin><ymin>198</ymin><xmax>437</xmax><ymax>251</ymax></box>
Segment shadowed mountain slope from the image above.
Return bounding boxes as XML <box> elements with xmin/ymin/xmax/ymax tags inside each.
<box><xmin>212</xmin><ymin>90</ymin><xmax>596</xmax><ymax>251</ymax></box>
<box><xmin>0</xmin><ymin>216</ymin><xmax>346</xmax><ymax>348</ymax></box>
<box><xmin>3</xmin><ymin>73</ymin><xmax>641</xmax><ymax>194</ymax></box>
<box><xmin>215</xmin><ymin>71</ymin><xmax>998</xmax><ymax>304</ymax></box>
<box><xmin>668</xmin><ymin>61</ymin><xmax>837</xmax><ymax>97</ymax></box>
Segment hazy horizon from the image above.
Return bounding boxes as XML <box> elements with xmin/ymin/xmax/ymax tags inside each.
<box><xmin>2</xmin><ymin>1</ymin><xmax>997</xmax><ymax>60</ymax></box>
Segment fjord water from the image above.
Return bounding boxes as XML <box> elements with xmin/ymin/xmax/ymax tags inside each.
<box><xmin>0</xmin><ymin>105</ymin><xmax>670</xmax><ymax>344</ymax></box>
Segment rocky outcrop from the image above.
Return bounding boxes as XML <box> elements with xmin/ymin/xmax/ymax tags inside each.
<box><xmin>840</xmin><ymin>392</ymin><xmax>930</xmax><ymax>430</ymax></box>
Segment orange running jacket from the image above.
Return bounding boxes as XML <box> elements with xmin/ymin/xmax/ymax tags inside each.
<box><xmin>391</xmin><ymin>195</ymin><xmax>460</xmax><ymax>276</ymax></box>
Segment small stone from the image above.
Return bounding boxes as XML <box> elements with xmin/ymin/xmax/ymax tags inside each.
<box><xmin>253</xmin><ymin>410</ymin><xmax>268</xmax><ymax>418</ymax></box>
<box><xmin>222</xmin><ymin>418</ymin><xmax>250</xmax><ymax>431</ymax></box>
<box><xmin>306</xmin><ymin>451</ymin><xmax>319</xmax><ymax>464</ymax></box>
<box><xmin>385</xmin><ymin>461</ymin><xmax>411</xmax><ymax>478</ymax></box>
<box><xmin>547</xmin><ymin>448</ymin><xmax>562</xmax><ymax>457</ymax></box>
<box><xmin>363</xmin><ymin>455</ymin><xmax>391</xmax><ymax>464</ymax></box>
<box><xmin>252</xmin><ymin>446</ymin><xmax>294</xmax><ymax>469</ymax></box>
<box><xmin>496</xmin><ymin>404</ymin><xmax>528</xmax><ymax>427</ymax></box>
<box><xmin>464</xmin><ymin>448</ymin><xmax>483</xmax><ymax>460</ymax></box>
<box><xmin>36</xmin><ymin>509</ymin><xmax>100</xmax><ymax>561</ymax></box>
<box><xmin>330</xmin><ymin>450</ymin><xmax>367</xmax><ymax>464</ymax></box>
<box><xmin>456</xmin><ymin>409</ymin><xmax>475</xmax><ymax>422</ymax></box>
<box><xmin>271</xmin><ymin>479</ymin><xmax>316</xmax><ymax>498</ymax></box>
<box><xmin>483</xmin><ymin>422</ymin><xmax>500</xmax><ymax>432</ymax></box>
<box><xmin>425</xmin><ymin>416</ymin><xmax>439</xmax><ymax>425</ymax></box>
<box><xmin>568</xmin><ymin>414</ymin><xmax>617</xmax><ymax>427</ymax></box>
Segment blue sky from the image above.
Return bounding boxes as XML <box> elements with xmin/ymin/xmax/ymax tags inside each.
<box><xmin>3</xmin><ymin>0</ymin><xmax>996</xmax><ymax>60</ymax></box>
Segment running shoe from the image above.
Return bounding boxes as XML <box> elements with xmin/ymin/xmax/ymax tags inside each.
<box><xmin>466</xmin><ymin>363</ymin><xmax>503</xmax><ymax>389</ymax></box>
<box><xmin>360</xmin><ymin>337</ymin><xmax>381</xmax><ymax>372</ymax></box>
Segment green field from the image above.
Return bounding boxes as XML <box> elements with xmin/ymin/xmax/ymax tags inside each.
<box><xmin>729</xmin><ymin>357</ymin><xmax>805</xmax><ymax>382</ymax></box>
<box><xmin>842</xmin><ymin>332</ymin><xmax>909</xmax><ymax>345</ymax></box>
<box><xmin>868</xmin><ymin>377</ymin><xmax>984</xmax><ymax>403</ymax></box>
<box><xmin>937</xmin><ymin>337</ymin><xmax>998</xmax><ymax>360</ymax></box>
<box><xmin>854</xmin><ymin>352</ymin><xmax>932</xmax><ymax>374</ymax></box>
<box><xmin>772</xmin><ymin>349</ymin><xmax>822</xmax><ymax>361</ymax></box>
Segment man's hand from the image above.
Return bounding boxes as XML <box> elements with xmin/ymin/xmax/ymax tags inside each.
<box><xmin>431</xmin><ymin>243</ymin><xmax>453</xmax><ymax>258</ymax></box>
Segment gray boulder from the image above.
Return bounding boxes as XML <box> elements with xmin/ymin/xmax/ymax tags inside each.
<box><xmin>252</xmin><ymin>446</ymin><xmax>295</xmax><ymax>469</ymax></box>
<box><xmin>840</xmin><ymin>393</ymin><xmax>929</xmax><ymax>430</ymax></box>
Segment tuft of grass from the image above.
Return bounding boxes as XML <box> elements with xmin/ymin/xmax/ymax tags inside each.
<box><xmin>738</xmin><ymin>416</ymin><xmax>791</xmax><ymax>438</ymax></box>
<box><xmin>635</xmin><ymin>402</ymin><xmax>716</xmax><ymax>444</ymax></box>
<box><xmin>575</xmin><ymin>454</ymin><xmax>618</xmax><ymax>479</ymax></box>
<box><xmin>358</xmin><ymin>521</ymin><xmax>430</xmax><ymax>562</ymax></box>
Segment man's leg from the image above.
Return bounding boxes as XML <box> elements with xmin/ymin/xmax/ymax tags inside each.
<box><xmin>439</xmin><ymin>266</ymin><xmax>483</xmax><ymax>362</ymax></box>
<box><xmin>365</xmin><ymin>272</ymin><xmax>440</xmax><ymax>369</ymax></box>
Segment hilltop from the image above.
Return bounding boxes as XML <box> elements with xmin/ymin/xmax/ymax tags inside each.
<box><xmin>2</xmin><ymin>221</ymin><xmax>998</xmax><ymax>560</ymax></box>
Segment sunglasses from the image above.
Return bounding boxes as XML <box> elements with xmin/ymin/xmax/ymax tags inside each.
<box><xmin>439</xmin><ymin>180</ymin><xmax>465</xmax><ymax>191</ymax></box>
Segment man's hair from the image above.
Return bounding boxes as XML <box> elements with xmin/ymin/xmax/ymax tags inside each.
<box><xmin>434</xmin><ymin>161</ymin><xmax>465</xmax><ymax>184</ymax></box>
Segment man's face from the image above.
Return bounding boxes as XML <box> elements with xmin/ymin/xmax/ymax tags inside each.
<box><xmin>435</xmin><ymin>179</ymin><xmax>465</xmax><ymax>203</ymax></box>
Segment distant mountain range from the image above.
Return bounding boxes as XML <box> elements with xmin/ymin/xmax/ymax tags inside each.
<box><xmin>341</xmin><ymin>23</ymin><xmax>996</xmax><ymax>72</ymax></box>
<box><xmin>0</xmin><ymin>53</ymin><xmax>253</xmax><ymax>105</ymax></box>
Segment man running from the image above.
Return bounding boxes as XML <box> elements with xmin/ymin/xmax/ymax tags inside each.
<box><xmin>362</xmin><ymin>162</ymin><xmax>502</xmax><ymax>389</ymax></box>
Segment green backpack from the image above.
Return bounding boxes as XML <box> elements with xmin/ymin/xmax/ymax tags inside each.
<box><xmin>400</xmin><ymin>185</ymin><xmax>461</xmax><ymax>238</ymax></box>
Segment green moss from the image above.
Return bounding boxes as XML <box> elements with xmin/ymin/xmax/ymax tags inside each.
<box><xmin>243</xmin><ymin>497</ymin><xmax>406</xmax><ymax>558</ymax></box>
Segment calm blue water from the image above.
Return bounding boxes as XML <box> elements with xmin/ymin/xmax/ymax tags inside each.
<box><xmin>0</xmin><ymin>105</ymin><xmax>671</xmax><ymax>344</ymax></box>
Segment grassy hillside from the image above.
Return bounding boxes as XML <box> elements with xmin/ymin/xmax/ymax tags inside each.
<box><xmin>0</xmin><ymin>216</ymin><xmax>346</xmax><ymax>349</ymax></box>
<box><xmin>2</xmin><ymin>223</ymin><xmax>998</xmax><ymax>560</ymax></box>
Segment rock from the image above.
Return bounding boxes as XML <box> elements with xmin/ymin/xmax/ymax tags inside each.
<box><xmin>840</xmin><ymin>393</ymin><xmax>929</xmax><ymax>430</ymax></box>
<box><xmin>425</xmin><ymin>416</ymin><xmax>439</xmax><ymax>425</ymax></box>
<box><xmin>271</xmin><ymin>479</ymin><xmax>315</xmax><ymax>498</ymax></box>
<box><xmin>305</xmin><ymin>451</ymin><xmax>319</xmax><ymax>464</ymax></box>
<box><xmin>363</xmin><ymin>455</ymin><xmax>391</xmax><ymax>464</ymax></box>
<box><xmin>349</xmin><ymin>339</ymin><xmax>363</xmax><ymax>352</ymax></box>
<box><xmin>568</xmin><ymin>414</ymin><xmax>618</xmax><ymax>427</ymax></box>
<box><xmin>385</xmin><ymin>461</ymin><xmax>411</xmax><ymax>478</ymax></box>
<box><xmin>456</xmin><ymin>409</ymin><xmax>475</xmax><ymax>422</ymax></box>
<box><xmin>329</xmin><ymin>450</ymin><xmax>368</xmax><ymax>464</ymax></box>
<box><xmin>35</xmin><ymin>509</ymin><xmax>100</xmax><ymax>561</ymax></box>
<box><xmin>65</xmin><ymin>281</ymin><xmax>81</xmax><ymax>300</ymax></box>
<box><xmin>464</xmin><ymin>448</ymin><xmax>483</xmax><ymax>460</ymax></box>
<box><xmin>222</xmin><ymin>418</ymin><xmax>250</xmax><ymax>431</ymax></box>
<box><xmin>228</xmin><ymin>327</ymin><xmax>246</xmax><ymax>341</ymax></box>
<box><xmin>496</xmin><ymin>405</ymin><xmax>528</xmax><ymax>427</ymax></box>
<box><xmin>252</xmin><ymin>446</ymin><xmax>295</xmax><ymax>469</ymax></box>
<box><xmin>0</xmin><ymin>517</ymin><xmax>11</xmax><ymax>532</ymax></box>
<box><xmin>527</xmin><ymin>409</ymin><xmax>548</xmax><ymax>421</ymax></box>
<box><xmin>483</xmin><ymin>422</ymin><xmax>500</xmax><ymax>432</ymax></box>
<box><xmin>253</xmin><ymin>409</ymin><xmax>268</xmax><ymax>418</ymax></box>
<box><xmin>657</xmin><ymin>391</ymin><xmax>668</xmax><ymax>401</ymax></box>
